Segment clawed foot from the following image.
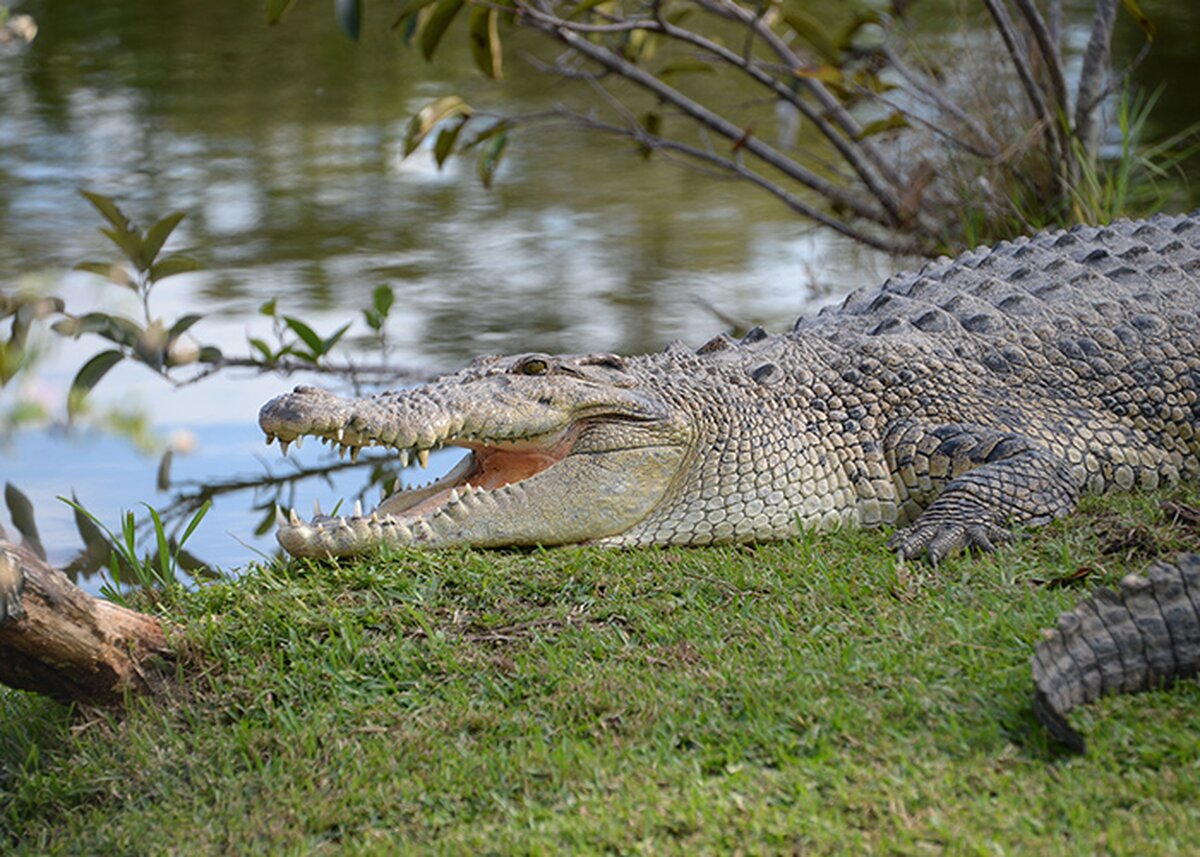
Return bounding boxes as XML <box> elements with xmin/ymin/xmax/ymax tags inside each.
<box><xmin>887</xmin><ymin>520</ymin><xmax>1013</xmax><ymax>566</ymax></box>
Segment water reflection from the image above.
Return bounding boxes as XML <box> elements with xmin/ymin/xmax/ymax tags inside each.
<box><xmin>1</xmin><ymin>0</ymin><xmax>1197</xmax><ymax>584</ymax></box>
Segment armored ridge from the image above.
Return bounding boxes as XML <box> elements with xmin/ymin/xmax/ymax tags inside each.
<box><xmin>259</xmin><ymin>212</ymin><xmax>1200</xmax><ymax>562</ymax></box>
<box><xmin>1033</xmin><ymin>554</ymin><xmax>1200</xmax><ymax>753</ymax></box>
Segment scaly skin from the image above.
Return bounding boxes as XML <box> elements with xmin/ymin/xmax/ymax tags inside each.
<box><xmin>259</xmin><ymin>213</ymin><xmax>1200</xmax><ymax>562</ymax></box>
<box><xmin>1033</xmin><ymin>554</ymin><xmax>1200</xmax><ymax>752</ymax></box>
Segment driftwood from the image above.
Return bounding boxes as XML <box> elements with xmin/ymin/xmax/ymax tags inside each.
<box><xmin>0</xmin><ymin>534</ymin><xmax>170</xmax><ymax>704</ymax></box>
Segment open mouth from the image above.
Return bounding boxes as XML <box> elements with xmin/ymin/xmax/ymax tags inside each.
<box><xmin>263</xmin><ymin>422</ymin><xmax>581</xmax><ymax>546</ymax></box>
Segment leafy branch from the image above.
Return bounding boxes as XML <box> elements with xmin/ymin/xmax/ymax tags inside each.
<box><xmin>275</xmin><ymin>0</ymin><xmax>1178</xmax><ymax>253</ymax></box>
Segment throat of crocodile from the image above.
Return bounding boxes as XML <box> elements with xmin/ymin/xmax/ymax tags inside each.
<box><xmin>375</xmin><ymin>432</ymin><xmax>575</xmax><ymax>521</ymax></box>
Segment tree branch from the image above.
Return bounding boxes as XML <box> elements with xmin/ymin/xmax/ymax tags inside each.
<box><xmin>519</xmin><ymin>2</ymin><xmax>893</xmax><ymax>227</ymax></box>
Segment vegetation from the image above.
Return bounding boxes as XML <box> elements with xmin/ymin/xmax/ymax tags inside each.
<box><xmin>272</xmin><ymin>0</ymin><xmax>1195</xmax><ymax>255</ymax></box>
<box><xmin>2</xmin><ymin>485</ymin><xmax>1199</xmax><ymax>852</ymax></box>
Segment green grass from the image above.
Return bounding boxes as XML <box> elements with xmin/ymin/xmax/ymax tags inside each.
<box><xmin>3</xmin><ymin>486</ymin><xmax>1200</xmax><ymax>854</ymax></box>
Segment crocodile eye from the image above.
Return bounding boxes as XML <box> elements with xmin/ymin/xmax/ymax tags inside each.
<box><xmin>518</xmin><ymin>357</ymin><xmax>549</xmax><ymax>376</ymax></box>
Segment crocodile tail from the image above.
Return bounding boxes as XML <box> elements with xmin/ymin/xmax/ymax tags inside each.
<box><xmin>1032</xmin><ymin>554</ymin><xmax>1200</xmax><ymax>753</ymax></box>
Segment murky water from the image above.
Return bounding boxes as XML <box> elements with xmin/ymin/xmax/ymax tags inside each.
<box><xmin>1</xmin><ymin>0</ymin><xmax>1197</xmax><ymax>583</ymax></box>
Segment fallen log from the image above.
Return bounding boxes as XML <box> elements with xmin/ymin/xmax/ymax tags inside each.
<box><xmin>0</xmin><ymin>533</ymin><xmax>170</xmax><ymax>704</ymax></box>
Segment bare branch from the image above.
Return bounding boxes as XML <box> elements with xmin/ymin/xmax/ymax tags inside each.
<box><xmin>688</xmin><ymin>0</ymin><xmax>904</xmax><ymax>189</ymax></box>
<box><xmin>518</xmin><ymin>2</ymin><xmax>893</xmax><ymax>227</ymax></box>
<box><xmin>1074</xmin><ymin>0</ymin><xmax>1119</xmax><ymax>161</ymax></box>
<box><xmin>559</xmin><ymin>108</ymin><xmax>924</xmax><ymax>255</ymax></box>
<box><xmin>633</xmin><ymin>14</ymin><xmax>908</xmax><ymax>227</ymax></box>
<box><xmin>878</xmin><ymin>42</ymin><xmax>1001</xmax><ymax>157</ymax></box>
<box><xmin>1011</xmin><ymin>0</ymin><xmax>1070</xmax><ymax>120</ymax></box>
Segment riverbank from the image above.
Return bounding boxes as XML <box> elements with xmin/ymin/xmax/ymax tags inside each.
<box><xmin>3</xmin><ymin>486</ymin><xmax>1200</xmax><ymax>853</ymax></box>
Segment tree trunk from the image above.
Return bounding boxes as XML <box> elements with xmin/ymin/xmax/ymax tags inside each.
<box><xmin>0</xmin><ymin>538</ymin><xmax>170</xmax><ymax>704</ymax></box>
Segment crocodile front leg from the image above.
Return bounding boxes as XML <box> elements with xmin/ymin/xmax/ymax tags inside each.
<box><xmin>882</xmin><ymin>422</ymin><xmax>1080</xmax><ymax>565</ymax></box>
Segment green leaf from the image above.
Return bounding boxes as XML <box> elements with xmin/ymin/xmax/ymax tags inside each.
<box><xmin>283</xmin><ymin>316</ymin><xmax>323</xmax><ymax>354</ymax></box>
<box><xmin>267</xmin><ymin>0</ymin><xmax>298</xmax><ymax>24</ymax></box>
<box><xmin>372</xmin><ymin>284</ymin><xmax>395</xmax><ymax>317</ymax></box>
<box><xmin>79</xmin><ymin>190</ymin><xmax>131</xmax><ymax>234</ymax></box>
<box><xmin>1120</xmin><ymin>0</ymin><xmax>1156</xmax><ymax>42</ymax></box>
<box><xmin>478</xmin><ymin>133</ymin><xmax>508</xmax><ymax>189</ymax></box>
<box><xmin>74</xmin><ymin>260</ymin><xmax>123</xmax><ymax>278</ymax></box>
<box><xmin>100</xmin><ymin>226</ymin><xmax>146</xmax><ymax>269</ymax></box>
<box><xmin>149</xmin><ymin>255</ymin><xmax>202</xmax><ymax>283</ymax></box>
<box><xmin>141</xmin><ymin>211</ymin><xmax>187</xmax><ymax>267</ymax></box>
<box><xmin>259</xmin><ymin>298</ymin><xmax>278</xmax><ymax>317</ymax></box>
<box><xmin>404</xmin><ymin>96</ymin><xmax>473</xmax><ymax>156</ymax></box>
<box><xmin>854</xmin><ymin>111</ymin><xmax>909</xmax><ymax>140</ymax></box>
<box><xmin>638</xmin><ymin>112</ymin><xmax>661</xmax><ymax>160</ymax></box>
<box><xmin>168</xmin><ymin>313</ymin><xmax>204</xmax><ymax>340</ymax></box>
<box><xmin>156</xmin><ymin>450</ymin><xmax>173</xmax><ymax>492</ymax></box>
<box><xmin>836</xmin><ymin>10</ymin><xmax>883</xmax><ymax>51</ymax></box>
<box><xmin>461</xmin><ymin>119</ymin><xmax>512</xmax><ymax>151</ymax></box>
<box><xmin>468</xmin><ymin>5</ymin><xmax>502</xmax><ymax>79</ymax></box>
<box><xmin>68</xmin><ymin>350</ymin><xmax>124</xmax><ymax>419</ymax></box>
<box><xmin>393</xmin><ymin>0</ymin><xmax>441</xmax><ymax>23</ymax></box>
<box><xmin>198</xmin><ymin>345</ymin><xmax>223</xmax><ymax>363</ymax></box>
<box><xmin>70</xmin><ymin>492</ymin><xmax>111</xmax><ymax>560</ymax></box>
<box><xmin>179</xmin><ymin>500</ymin><xmax>212</xmax><ymax>547</ymax></box>
<box><xmin>781</xmin><ymin>10</ymin><xmax>842</xmax><ymax>65</ymax></box>
<box><xmin>321</xmin><ymin>321</ymin><xmax>352</xmax><ymax>355</ymax></box>
<box><xmin>4</xmin><ymin>482</ymin><xmax>45</xmax><ymax>561</ymax></box>
<box><xmin>248</xmin><ymin>337</ymin><xmax>276</xmax><ymax>362</ymax></box>
<box><xmin>658</xmin><ymin>58</ymin><xmax>716</xmax><ymax>78</ymax></box>
<box><xmin>420</xmin><ymin>0</ymin><xmax>465</xmax><ymax>61</ymax></box>
<box><xmin>433</xmin><ymin>115</ymin><xmax>471</xmax><ymax>167</ymax></box>
<box><xmin>335</xmin><ymin>0</ymin><xmax>362</xmax><ymax>40</ymax></box>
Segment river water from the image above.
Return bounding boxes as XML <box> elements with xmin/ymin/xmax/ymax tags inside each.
<box><xmin>0</xmin><ymin>0</ymin><xmax>1196</xmax><ymax>582</ymax></box>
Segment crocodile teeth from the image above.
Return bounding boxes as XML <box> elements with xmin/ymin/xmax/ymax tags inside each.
<box><xmin>294</xmin><ymin>435</ymin><xmax>303</xmax><ymax>450</ymax></box>
<box><xmin>280</xmin><ymin>440</ymin><xmax>291</xmax><ymax>457</ymax></box>
<box><xmin>289</xmin><ymin>508</ymin><xmax>302</xmax><ymax>526</ymax></box>
<box><xmin>417</xmin><ymin>449</ymin><xmax>430</xmax><ymax>468</ymax></box>
<box><xmin>449</xmin><ymin>488</ymin><xmax>460</xmax><ymax>503</ymax></box>
<box><xmin>313</xmin><ymin>498</ymin><xmax>323</xmax><ymax>518</ymax></box>
<box><xmin>354</xmin><ymin>499</ymin><xmax>363</xmax><ymax>518</ymax></box>
<box><xmin>350</xmin><ymin>446</ymin><xmax>362</xmax><ymax>464</ymax></box>
<box><xmin>265</xmin><ymin>434</ymin><xmax>275</xmax><ymax>446</ymax></box>
<box><xmin>399</xmin><ymin>449</ymin><xmax>411</xmax><ymax>468</ymax></box>
<box><xmin>336</xmin><ymin>427</ymin><xmax>345</xmax><ymax>443</ymax></box>
<box><xmin>275</xmin><ymin>506</ymin><xmax>287</xmax><ymax>527</ymax></box>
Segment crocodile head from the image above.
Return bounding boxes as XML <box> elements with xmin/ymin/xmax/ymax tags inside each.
<box><xmin>258</xmin><ymin>351</ymin><xmax>692</xmax><ymax>556</ymax></box>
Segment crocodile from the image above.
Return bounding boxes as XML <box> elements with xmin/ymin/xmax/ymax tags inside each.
<box><xmin>260</xmin><ymin>212</ymin><xmax>1200</xmax><ymax>563</ymax></box>
<box><xmin>1033</xmin><ymin>553</ymin><xmax>1200</xmax><ymax>752</ymax></box>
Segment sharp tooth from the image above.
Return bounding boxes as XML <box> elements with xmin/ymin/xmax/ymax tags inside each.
<box><xmin>399</xmin><ymin>449</ymin><xmax>411</xmax><ymax>468</ymax></box>
<box><xmin>336</xmin><ymin>427</ymin><xmax>345</xmax><ymax>443</ymax></box>
<box><xmin>381</xmin><ymin>485</ymin><xmax>388</xmax><ymax>501</ymax></box>
<box><xmin>354</xmin><ymin>499</ymin><xmax>363</xmax><ymax>518</ymax></box>
<box><xmin>275</xmin><ymin>506</ymin><xmax>287</xmax><ymax>527</ymax></box>
<box><xmin>289</xmin><ymin>508</ymin><xmax>302</xmax><ymax>526</ymax></box>
<box><xmin>313</xmin><ymin>498</ymin><xmax>323</xmax><ymax>518</ymax></box>
<box><xmin>449</xmin><ymin>488</ymin><xmax>460</xmax><ymax>503</ymax></box>
<box><xmin>338</xmin><ymin>444</ymin><xmax>348</xmax><ymax>460</ymax></box>
<box><xmin>350</xmin><ymin>446</ymin><xmax>362</xmax><ymax>464</ymax></box>
<box><xmin>417</xmin><ymin>449</ymin><xmax>430</xmax><ymax>468</ymax></box>
<box><xmin>294</xmin><ymin>436</ymin><xmax>304</xmax><ymax>450</ymax></box>
<box><xmin>265</xmin><ymin>434</ymin><xmax>275</xmax><ymax>446</ymax></box>
<box><xmin>280</xmin><ymin>440</ymin><xmax>291</xmax><ymax>457</ymax></box>
<box><xmin>370</xmin><ymin>512</ymin><xmax>380</xmax><ymax>523</ymax></box>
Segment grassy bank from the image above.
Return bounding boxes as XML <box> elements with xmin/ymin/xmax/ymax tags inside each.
<box><xmin>2</xmin><ymin>486</ymin><xmax>1200</xmax><ymax>854</ymax></box>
